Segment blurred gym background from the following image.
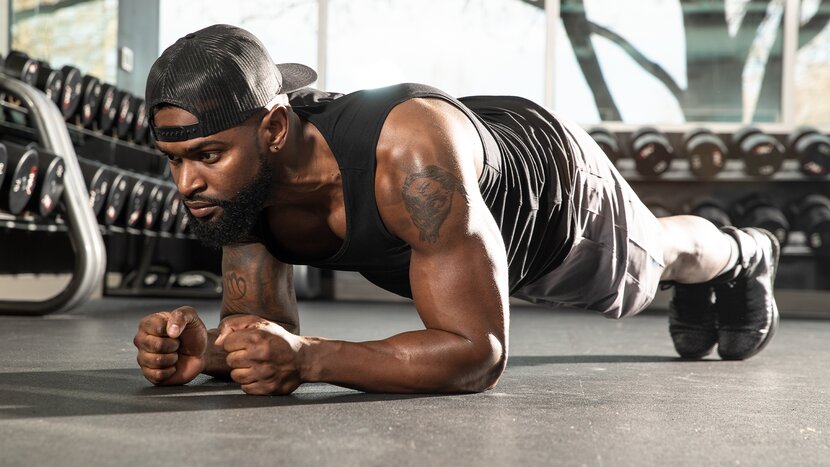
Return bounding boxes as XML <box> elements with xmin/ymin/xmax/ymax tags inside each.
<box><xmin>0</xmin><ymin>0</ymin><xmax>829</xmax><ymax>316</ymax></box>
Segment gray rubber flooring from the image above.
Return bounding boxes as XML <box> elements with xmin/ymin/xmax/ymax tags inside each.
<box><xmin>0</xmin><ymin>298</ymin><xmax>828</xmax><ymax>467</ymax></box>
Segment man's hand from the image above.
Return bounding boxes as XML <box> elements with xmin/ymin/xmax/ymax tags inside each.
<box><xmin>215</xmin><ymin>315</ymin><xmax>305</xmax><ymax>396</ymax></box>
<box><xmin>134</xmin><ymin>306</ymin><xmax>208</xmax><ymax>386</ymax></box>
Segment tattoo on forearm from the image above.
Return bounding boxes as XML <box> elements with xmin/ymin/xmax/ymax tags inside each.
<box><xmin>402</xmin><ymin>165</ymin><xmax>467</xmax><ymax>243</ymax></box>
<box><xmin>224</xmin><ymin>271</ymin><xmax>247</xmax><ymax>300</ymax></box>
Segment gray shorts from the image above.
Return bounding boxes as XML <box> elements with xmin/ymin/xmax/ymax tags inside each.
<box><xmin>513</xmin><ymin>119</ymin><xmax>666</xmax><ymax>319</ymax></box>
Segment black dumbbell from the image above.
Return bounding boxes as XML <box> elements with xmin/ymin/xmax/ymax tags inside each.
<box><xmin>78</xmin><ymin>158</ymin><xmax>113</xmax><ymax>217</ymax></box>
<box><xmin>102</xmin><ymin>170</ymin><xmax>130</xmax><ymax>225</ymax></box>
<box><xmin>788</xmin><ymin>127</ymin><xmax>830</xmax><ymax>177</ymax></box>
<box><xmin>59</xmin><ymin>65</ymin><xmax>83</xmax><ymax>121</ymax></box>
<box><xmin>98</xmin><ymin>83</ymin><xmax>119</xmax><ymax>134</ymax></box>
<box><xmin>158</xmin><ymin>187</ymin><xmax>181</xmax><ymax>233</ymax></box>
<box><xmin>132</xmin><ymin>99</ymin><xmax>150</xmax><ymax>145</ymax></box>
<box><xmin>34</xmin><ymin>62</ymin><xmax>64</xmax><ymax>107</ymax></box>
<box><xmin>732</xmin><ymin>127</ymin><xmax>785</xmax><ymax>177</ymax></box>
<box><xmin>0</xmin><ymin>141</ymin><xmax>39</xmax><ymax>214</ymax></box>
<box><xmin>28</xmin><ymin>147</ymin><xmax>65</xmax><ymax>217</ymax></box>
<box><xmin>0</xmin><ymin>143</ymin><xmax>8</xmax><ymax>190</ymax></box>
<box><xmin>691</xmin><ymin>197</ymin><xmax>732</xmax><ymax>228</ymax></box>
<box><xmin>4</xmin><ymin>50</ymin><xmax>40</xmax><ymax>86</ymax></box>
<box><xmin>122</xmin><ymin>174</ymin><xmax>150</xmax><ymax>229</ymax></box>
<box><xmin>588</xmin><ymin>128</ymin><xmax>620</xmax><ymax>164</ymax></box>
<box><xmin>630</xmin><ymin>127</ymin><xmax>673</xmax><ymax>177</ymax></box>
<box><xmin>174</xmin><ymin>201</ymin><xmax>190</xmax><ymax>234</ymax></box>
<box><xmin>684</xmin><ymin>128</ymin><xmax>727</xmax><ymax>178</ymax></box>
<box><xmin>787</xmin><ymin>194</ymin><xmax>830</xmax><ymax>255</ymax></box>
<box><xmin>116</xmin><ymin>92</ymin><xmax>137</xmax><ymax>141</ymax></box>
<box><xmin>644</xmin><ymin>201</ymin><xmax>672</xmax><ymax>218</ymax></box>
<box><xmin>143</xmin><ymin>182</ymin><xmax>166</xmax><ymax>230</ymax></box>
<box><xmin>80</xmin><ymin>75</ymin><xmax>103</xmax><ymax>129</ymax></box>
<box><xmin>732</xmin><ymin>193</ymin><xmax>789</xmax><ymax>246</ymax></box>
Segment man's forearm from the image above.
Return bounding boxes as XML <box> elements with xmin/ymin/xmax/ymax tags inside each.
<box><xmin>298</xmin><ymin>329</ymin><xmax>506</xmax><ymax>393</ymax></box>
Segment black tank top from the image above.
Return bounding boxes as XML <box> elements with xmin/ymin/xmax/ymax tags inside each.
<box><xmin>264</xmin><ymin>83</ymin><xmax>574</xmax><ymax>298</ymax></box>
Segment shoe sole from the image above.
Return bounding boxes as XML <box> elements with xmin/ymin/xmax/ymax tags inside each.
<box><xmin>721</xmin><ymin>228</ymin><xmax>780</xmax><ymax>360</ymax></box>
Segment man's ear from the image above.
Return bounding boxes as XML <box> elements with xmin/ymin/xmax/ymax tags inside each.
<box><xmin>259</xmin><ymin>103</ymin><xmax>290</xmax><ymax>153</ymax></box>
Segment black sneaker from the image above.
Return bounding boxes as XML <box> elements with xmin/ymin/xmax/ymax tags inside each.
<box><xmin>713</xmin><ymin>227</ymin><xmax>780</xmax><ymax>360</ymax></box>
<box><xmin>668</xmin><ymin>283</ymin><xmax>718</xmax><ymax>359</ymax></box>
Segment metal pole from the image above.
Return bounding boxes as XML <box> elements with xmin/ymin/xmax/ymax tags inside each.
<box><xmin>317</xmin><ymin>0</ymin><xmax>328</xmax><ymax>90</ymax></box>
<box><xmin>544</xmin><ymin>0</ymin><xmax>561</xmax><ymax>109</ymax></box>
<box><xmin>781</xmin><ymin>0</ymin><xmax>799</xmax><ymax>125</ymax></box>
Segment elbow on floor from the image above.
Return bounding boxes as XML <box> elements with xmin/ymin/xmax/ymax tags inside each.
<box><xmin>461</xmin><ymin>338</ymin><xmax>508</xmax><ymax>394</ymax></box>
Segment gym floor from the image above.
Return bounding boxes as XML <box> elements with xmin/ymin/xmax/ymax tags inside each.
<box><xmin>1</xmin><ymin>297</ymin><xmax>828</xmax><ymax>467</ymax></box>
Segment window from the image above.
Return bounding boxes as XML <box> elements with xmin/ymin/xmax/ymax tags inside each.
<box><xmin>326</xmin><ymin>0</ymin><xmax>545</xmax><ymax>101</ymax></box>
<box><xmin>795</xmin><ymin>0</ymin><xmax>830</xmax><ymax>125</ymax></box>
<box><xmin>555</xmin><ymin>0</ymin><xmax>787</xmax><ymax>124</ymax></box>
<box><xmin>11</xmin><ymin>0</ymin><xmax>119</xmax><ymax>83</ymax></box>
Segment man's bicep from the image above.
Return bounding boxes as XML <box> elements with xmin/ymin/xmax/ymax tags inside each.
<box><xmin>221</xmin><ymin>243</ymin><xmax>299</xmax><ymax>333</ymax></box>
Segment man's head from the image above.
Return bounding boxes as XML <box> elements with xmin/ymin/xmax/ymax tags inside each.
<box><xmin>145</xmin><ymin>24</ymin><xmax>316</xmax><ymax>248</ymax></box>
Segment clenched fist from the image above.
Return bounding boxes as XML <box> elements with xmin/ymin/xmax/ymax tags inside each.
<box><xmin>134</xmin><ymin>306</ymin><xmax>208</xmax><ymax>385</ymax></box>
<box><xmin>215</xmin><ymin>315</ymin><xmax>305</xmax><ymax>395</ymax></box>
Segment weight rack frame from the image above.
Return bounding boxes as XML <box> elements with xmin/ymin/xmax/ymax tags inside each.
<box><xmin>0</xmin><ymin>75</ymin><xmax>106</xmax><ymax>315</ymax></box>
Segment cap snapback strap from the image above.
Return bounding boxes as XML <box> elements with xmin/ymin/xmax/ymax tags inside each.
<box><xmin>153</xmin><ymin>123</ymin><xmax>206</xmax><ymax>142</ymax></box>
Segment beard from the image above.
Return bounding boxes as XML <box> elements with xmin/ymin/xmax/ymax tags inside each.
<box><xmin>185</xmin><ymin>159</ymin><xmax>273</xmax><ymax>249</ymax></box>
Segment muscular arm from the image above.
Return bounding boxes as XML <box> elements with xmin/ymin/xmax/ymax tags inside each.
<box><xmin>297</xmin><ymin>99</ymin><xmax>510</xmax><ymax>393</ymax></box>
<box><xmin>204</xmin><ymin>242</ymin><xmax>298</xmax><ymax>377</ymax></box>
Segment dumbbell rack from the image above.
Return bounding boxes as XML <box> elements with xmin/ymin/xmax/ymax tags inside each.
<box><xmin>598</xmin><ymin>123</ymin><xmax>830</xmax><ymax>292</ymax></box>
<box><xmin>0</xmin><ymin>75</ymin><xmax>106</xmax><ymax>315</ymax></box>
<box><xmin>0</xmin><ymin>71</ymin><xmax>234</xmax><ymax>315</ymax></box>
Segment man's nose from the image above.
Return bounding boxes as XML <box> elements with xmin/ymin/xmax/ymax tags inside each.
<box><xmin>173</xmin><ymin>160</ymin><xmax>206</xmax><ymax>198</ymax></box>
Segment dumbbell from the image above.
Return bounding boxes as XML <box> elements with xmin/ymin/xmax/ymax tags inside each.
<box><xmin>731</xmin><ymin>194</ymin><xmax>789</xmax><ymax>246</ymax></box>
<box><xmin>630</xmin><ymin>127</ymin><xmax>673</xmax><ymax>177</ymax></box>
<box><xmin>59</xmin><ymin>65</ymin><xmax>84</xmax><ymax>121</ymax></box>
<box><xmin>788</xmin><ymin>127</ymin><xmax>830</xmax><ymax>177</ymax></box>
<box><xmin>174</xmin><ymin>201</ymin><xmax>190</xmax><ymax>234</ymax></box>
<box><xmin>644</xmin><ymin>201</ymin><xmax>673</xmax><ymax>219</ymax></box>
<box><xmin>788</xmin><ymin>194</ymin><xmax>830</xmax><ymax>255</ymax></box>
<box><xmin>78</xmin><ymin>158</ymin><xmax>114</xmax><ymax>217</ymax></box>
<box><xmin>121</xmin><ymin>174</ymin><xmax>150</xmax><ymax>229</ymax></box>
<box><xmin>34</xmin><ymin>62</ymin><xmax>64</xmax><ymax>107</ymax></box>
<box><xmin>102</xmin><ymin>170</ymin><xmax>130</xmax><ymax>225</ymax></box>
<box><xmin>98</xmin><ymin>83</ymin><xmax>119</xmax><ymax>134</ymax></box>
<box><xmin>588</xmin><ymin>128</ymin><xmax>620</xmax><ymax>165</ymax></box>
<box><xmin>690</xmin><ymin>197</ymin><xmax>731</xmax><ymax>228</ymax></box>
<box><xmin>732</xmin><ymin>127</ymin><xmax>785</xmax><ymax>177</ymax></box>
<box><xmin>684</xmin><ymin>128</ymin><xmax>727</xmax><ymax>178</ymax></box>
<box><xmin>143</xmin><ymin>182</ymin><xmax>167</xmax><ymax>230</ymax></box>
<box><xmin>0</xmin><ymin>141</ymin><xmax>39</xmax><ymax>215</ymax></box>
<box><xmin>0</xmin><ymin>143</ymin><xmax>8</xmax><ymax>191</ymax></box>
<box><xmin>80</xmin><ymin>75</ymin><xmax>103</xmax><ymax>129</ymax></box>
<box><xmin>132</xmin><ymin>99</ymin><xmax>150</xmax><ymax>145</ymax></box>
<box><xmin>158</xmin><ymin>188</ymin><xmax>181</xmax><ymax>233</ymax></box>
<box><xmin>116</xmin><ymin>92</ymin><xmax>137</xmax><ymax>141</ymax></box>
<box><xmin>3</xmin><ymin>50</ymin><xmax>40</xmax><ymax>86</ymax></box>
<box><xmin>27</xmin><ymin>147</ymin><xmax>65</xmax><ymax>217</ymax></box>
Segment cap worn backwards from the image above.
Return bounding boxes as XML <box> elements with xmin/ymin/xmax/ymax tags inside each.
<box><xmin>146</xmin><ymin>23</ymin><xmax>317</xmax><ymax>143</ymax></box>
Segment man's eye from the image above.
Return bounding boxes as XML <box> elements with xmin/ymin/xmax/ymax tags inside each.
<box><xmin>166</xmin><ymin>154</ymin><xmax>181</xmax><ymax>164</ymax></box>
<box><xmin>200</xmin><ymin>152</ymin><xmax>220</xmax><ymax>162</ymax></box>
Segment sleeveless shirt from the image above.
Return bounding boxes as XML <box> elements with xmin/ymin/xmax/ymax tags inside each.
<box><xmin>262</xmin><ymin>83</ymin><xmax>574</xmax><ymax>298</ymax></box>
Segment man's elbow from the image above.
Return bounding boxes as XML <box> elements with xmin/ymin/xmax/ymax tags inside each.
<box><xmin>463</xmin><ymin>334</ymin><xmax>507</xmax><ymax>393</ymax></box>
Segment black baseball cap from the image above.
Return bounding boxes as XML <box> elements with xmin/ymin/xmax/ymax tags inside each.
<box><xmin>146</xmin><ymin>24</ymin><xmax>317</xmax><ymax>143</ymax></box>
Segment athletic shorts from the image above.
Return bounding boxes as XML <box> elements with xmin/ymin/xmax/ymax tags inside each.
<box><xmin>513</xmin><ymin>118</ymin><xmax>665</xmax><ymax>319</ymax></box>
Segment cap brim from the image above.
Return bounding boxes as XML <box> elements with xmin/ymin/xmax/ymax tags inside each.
<box><xmin>276</xmin><ymin>63</ymin><xmax>317</xmax><ymax>93</ymax></box>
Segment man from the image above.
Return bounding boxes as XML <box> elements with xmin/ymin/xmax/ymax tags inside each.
<box><xmin>134</xmin><ymin>24</ymin><xmax>779</xmax><ymax>395</ymax></box>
